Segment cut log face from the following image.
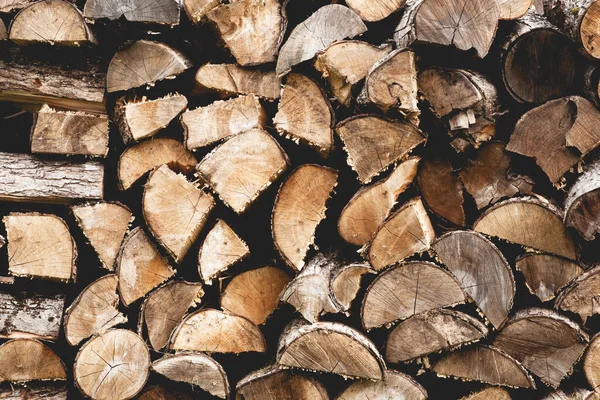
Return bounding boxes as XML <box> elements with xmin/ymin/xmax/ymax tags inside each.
<box><xmin>461</xmin><ymin>387</ymin><xmax>512</xmax><ymax>400</ymax></box>
<box><xmin>236</xmin><ymin>367</ymin><xmax>328</xmax><ymax>400</ymax></box>
<box><xmin>0</xmin><ymin>293</ymin><xmax>65</xmax><ymax>340</ymax></box>
<box><xmin>565</xmin><ymin>159</ymin><xmax>600</xmax><ymax>241</ymax></box>
<box><xmin>221</xmin><ymin>266</ymin><xmax>291</xmax><ymax>325</ymax></box>
<box><xmin>336</xmin><ymin>115</ymin><xmax>426</xmax><ymax>184</ymax></box>
<box><xmin>64</xmin><ymin>275</ymin><xmax>126</xmax><ymax>346</ymax></box>
<box><xmin>182</xmin><ymin>94</ymin><xmax>266</xmax><ymax>150</ymax></box>
<box><xmin>83</xmin><ymin>0</ymin><xmax>180</xmax><ymax>24</ymax></box>
<box><xmin>107</xmin><ymin>40</ymin><xmax>192</xmax><ymax>93</ymax></box>
<box><xmin>273</xmin><ymin>73</ymin><xmax>334</xmax><ymax>155</ymax></box>
<box><xmin>0</xmin><ymin>20</ymin><xmax>6</xmax><ymax>40</ymax></box>
<box><xmin>206</xmin><ymin>0</ymin><xmax>283</xmax><ymax>66</ymax></box>
<box><xmin>498</xmin><ymin>0</ymin><xmax>533</xmax><ymax>19</ymax></box>
<box><xmin>417</xmin><ymin>158</ymin><xmax>465</xmax><ymax>226</ymax></box>
<box><xmin>74</xmin><ymin>329</ymin><xmax>150</xmax><ymax>400</ymax></box>
<box><xmin>116</xmin><ymin>227</ymin><xmax>175</xmax><ymax>306</ymax></box>
<box><xmin>5</xmin><ymin>213</ymin><xmax>76</xmax><ymax>282</ymax></box>
<box><xmin>198</xmin><ymin>219</ymin><xmax>250</xmax><ymax>284</ymax></box>
<box><xmin>580</xmin><ymin>1</ymin><xmax>600</xmax><ymax>59</ymax></box>
<box><xmin>493</xmin><ymin>308</ymin><xmax>588</xmax><ymax>388</ymax></box>
<box><xmin>419</xmin><ymin>67</ymin><xmax>482</xmax><ymax>118</ymax></box>
<box><xmin>336</xmin><ymin>370</ymin><xmax>427</xmax><ymax>400</ymax></box>
<box><xmin>197</xmin><ymin>128</ymin><xmax>288</xmax><ymax>213</ymax></box>
<box><xmin>276</xmin><ymin>4</ymin><xmax>367</xmax><ymax>76</ymax></box>
<box><xmin>432</xmin><ymin>345</ymin><xmax>536</xmax><ymax>388</ymax></box>
<box><xmin>272</xmin><ymin>165</ymin><xmax>338</xmax><ymax>271</ymax></box>
<box><xmin>194</xmin><ymin>63</ymin><xmax>281</xmax><ymax>101</ymax></box>
<box><xmin>345</xmin><ymin>0</ymin><xmax>405</xmax><ymax>21</ymax></box>
<box><xmin>0</xmin><ymin>339</ymin><xmax>66</xmax><ymax>383</ymax></box>
<box><xmin>151</xmin><ymin>353</ymin><xmax>229</xmax><ymax>399</ymax></box>
<box><xmin>118</xmin><ymin>137</ymin><xmax>197</xmax><ymax>191</ymax></box>
<box><xmin>386</xmin><ymin>309</ymin><xmax>488</xmax><ymax>363</ymax></box>
<box><xmin>137</xmin><ymin>386</ymin><xmax>193</xmax><ymax>400</ymax></box>
<box><xmin>1</xmin><ymin>0</ymin><xmax>39</xmax><ymax>12</ymax></box>
<box><xmin>0</xmin><ymin>383</ymin><xmax>68</xmax><ymax>400</ymax></box>
<box><xmin>585</xmin><ymin>334</ymin><xmax>600</xmax><ymax>390</ymax></box>
<box><xmin>555</xmin><ymin>265</ymin><xmax>600</xmax><ymax>323</ymax></box>
<box><xmin>9</xmin><ymin>0</ymin><xmax>95</xmax><ymax>46</ymax></box>
<box><xmin>361</xmin><ymin>261</ymin><xmax>466</xmax><ymax>329</ymax></box>
<box><xmin>170</xmin><ymin>309</ymin><xmax>266</xmax><ymax>354</ymax></box>
<box><xmin>143</xmin><ymin>164</ymin><xmax>215</xmax><ymax>262</ymax></box>
<box><xmin>183</xmin><ymin>0</ymin><xmax>221</xmax><ymax>23</ymax></box>
<box><xmin>367</xmin><ymin>198</ymin><xmax>436</xmax><ymax>271</ymax></box>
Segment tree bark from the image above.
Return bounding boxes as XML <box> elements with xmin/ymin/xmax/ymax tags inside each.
<box><xmin>0</xmin><ymin>293</ymin><xmax>65</xmax><ymax>340</ymax></box>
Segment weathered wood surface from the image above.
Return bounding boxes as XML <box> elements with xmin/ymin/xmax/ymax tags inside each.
<box><xmin>0</xmin><ymin>293</ymin><xmax>65</xmax><ymax>340</ymax></box>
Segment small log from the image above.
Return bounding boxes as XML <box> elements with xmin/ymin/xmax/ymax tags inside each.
<box><xmin>83</xmin><ymin>0</ymin><xmax>180</xmax><ymax>25</ymax></box>
<box><xmin>151</xmin><ymin>353</ymin><xmax>229</xmax><ymax>399</ymax></box>
<box><xmin>499</xmin><ymin>0</ymin><xmax>534</xmax><ymax>19</ymax></box>
<box><xmin>198</xmin><ymin>219</ymin><xmax>250</xmax><ymax>285</ymax></box>
<box><xmin>386</xmin><ymin>309</ymin><xmax>488</xmax><ymax>363</ymax></box>
<box><xmin>221</xmin><ymin>266</ymin><xmax>291</xmax><ymax>325</ymax></box>
<box><xmin>336</xmin><ymin>115</ymin><xmax>426</xmax><ymax>184</ymax></box>
<box><xmin>183</xmin><ymin>0</ymin><xmax>221</xmax><ymax>24</ymax></box>
<box><xmin>335</xmin><ymin>370</ymin><xmax>427</xmax><ymax>400</ymax></box>
<box><xmin>565</xmin><ymin>160</ymin><xmax>600</xmax><ymax>240</ymax></box>
<box><xmin>170</xmin><ymin>309</ymin><xmax>266</xmax><ymax>353</ymax></box>
<box><xmin>182</xmin><ymin>94</ymin><xmax>266</xmax><ymax>150</ymax></box>
<box><xmin>196</xmin><ymin>128</ymin><xmax>288</xmax><ymax>213</ymax></box>
<box><xmin>73</xmin><ymin>329</ymin><xmax>150</xmax><ymax>400</ymax></box>
<box><xmin>116</xmin><ymin>227</ymin><xmax>175</xmax><ymax>306</ymax></box>
<box><xmin>555</xmin><ymin>265</ymin><xmax>600</xmax><ymax>323</ymax></box>
<box><xmin>5</xmin><ymin>213</ymin><xmax>76</xmax><ymax>282</ymax></box>
<box><xmin>0</xmin><ymin>293</ymin><xmax>65</xmax><ymax>340</ymax></box>
<box><xmin>138</xmin><ymin>386</ymin><xmax>192</xmax><ymax>400</ymax></box>
<box><xmin>0</xmin><ymin>339</ymin><xmax>66</xmax><ymax>383</ymax></box>
<box><xmin>345</xmin><ymin>0</ymin><xmax>405</xmax><ymax>21</ymax></box>
<box><xmin>461</xmin><ymin>387</ymin><xmax>512</xmax><ymax>400</ymax></box>
<box><xmin>273</xmin><ymin>73</ymin><xmax>334</xmax><ymax>155</ymax></box>
<box><xmin>107</xmin><ymin>40</ymin><xmax>192</xmax><ymax>93</ymax></box>
<box><xmin>367</xmin><ymin>198</ymin><xmax>435</xmax><ymax>271</ymax></box>
<box><xmin>0</xmin><ymin>383</ymin><xmax>67</xmax><ymax>400</ymax></box>
<box><xmin>273</xmin><ymin>165</ymin><xmax>338</xmax><ymax>271</ymax></box>
<box><xmin>584</xmin><ymin>334</ymin><xmax>600</xmax><ymax>391</ymax></box>
<box><xmin>236</xmin><ymin>367</ymin><xmax>328</xmax><ymax>400</ymax></box>
<box><xmin>194</xmin><ymin>63</ymin><xmax>281</xmax><ymax>100</ymax></box>
<box><xmin>276</xmin><ymin>5</ymin><xmax>367</xmax><ymax>76</ymax></box>
<box><xmin>63</xmin><ymin>275</ymin><xmax>126</xmax><ymax>346</ymax></box>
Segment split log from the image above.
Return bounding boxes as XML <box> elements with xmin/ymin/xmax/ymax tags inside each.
<box><xmin>116</xmin><ymin>227</ymin><xmax>175</xmax><ymax>306</ymax></box>
<box><xmin>118</xmin><ymin>137</ymin><xmax>197</xmax><ymax>190</ymax></box>
<box><xmin>83</xmin><ymin>0</ymin><xmax>180</xmax><ymax>25</ymax></box>
<box><xmin>107</xmin><ymin>40</ymin><xmax>191</xmax><ymax>93</ymax></box>
<box><xmin>336</xmin><ymin>370</ymin><xmax>427</xmax><ymax>400</ymax></box>
<box><xmin>276</xmin><ymin>320</ymin><xmax>385</xmax><ymax>380</ymax></box>
<box><xmin>0</xmin><ymin>339</ymin><xmax>66</xmax><ymax>383</ymax></box>
<box><xmin>584</xmin><ymin>64</ymin><xmax>600</xmax><ymax>106</ymax></box>
<box><xmin>183</xmin><ymin>0</ymin><xmax>221</xmax><ymax>24</ymax></box>
<box><xmin>143</xmin><ymin>164</ymin><xmax>215</xmax><ymax>262</ymax></box>
<box><xmin>5</xmin><ymin>213</ymin><xmax>76</xmax><ymax>282</ymax></box>
<box><xmin>499</xmin><ymin>0</ymin><xmax>534</xmax><ymax>19</ymax></box>
<box><xmin>276</xmin><ymin>4</ymin><xmax>367</xmax><ymax>76</ymax></box>
<box><xmin>336</xmin><ymin>115</ymin><xmax>426</xmax><ymax>184</ymax></box>
<box><xmin>345</xmin><ymin>0</ymin><xmax>405</xmax><ymax>21</ymax></box>
<box><xmin>545</xmin><ymin>389</ymin><xmax>597</xmax><ymax>400</ymax></box>
<box><xmin>181</xmin><ymin>94</ymin><xmax>266</xmax><ymax>150</ymax></box>
<box><xmin>273</xmin><ymin>73</ymin><xmax>334</xmax><ymax>155</ymax></box>
<box><xmin>0</xmin><ymin>152</ymin><xmax>103</xmax><ymax>203</ymax></box>
<box><xmin>367</xmin><ymin>198</ymin><xmax>436</xmax><ymax>271</ymax></box>
<box><xmin>151</xmin><ymin>353</ymin><xmax>229</xmax><ymax>399</ymax></box>
<box><xmin>236</xmin><ymin>366</ymin><xmax>328</xmax><ymax>400</ymax></box>
<box><xmin>221</xmin><ymin>266</ymin><xmax>291</xmax><ymax>325</ymax></box>
<box><xmin>198</xmin><ymin>219</ymin><xmax>250</xmax><ymax>284</ymax></box>
<box><xmin>0</xmin><ymin>293</ymin><xmax>65</xmax><ymax>340</ymax></box>
<box><xmin>584</xmin><ymin>334</ymin><xmax>600</xmax><ymax>391</ymax></box>
<box><xmin>194</xmin><ymin>63</ymin><xmax>280</xmax><ymax>101</ymax></box>
<box><xmin>461</xmin><ymin>388</ymin><xmax>512</xmax><ymax>400</ymax></box>
<box><xmin>565</xmin><ymin>160</ymin><xmax>600</xmax><ymax>240</ymax></box>
<box><xmin>555</xmin><ymin>265</ymin><xmax>600</xmax><ymax>323</ymax></box>
<box><xmin>137</xmin><ymin>386</ymin><xmax>193</xmax><ymax>400</ymax></box>
<box><xmin>493</xmin><ymin>308</ymin><xmax>588</xmax><ymax>388</ymax></box>
<box><xmin>0</xmin><ymin>0</ymin><xmax>43</xmax><ymax>12</ymax></box>
<box><xmin>0</xmin><ymin>20</ymin><xmax>6</xmax><ymax>40</ymax></box>
<box><xmin>73</xmin><ymin>329</ymin><xmax>150</xmax><ymax>400</ymax></box>
<box><xmin>0</xmin><ymin>383</ymin><xmax>67</xmax><ymax>400</ymax></box>
<box><xmin>206</xmin><ymin>0</ymin><xmax>284</xmax><ymax>66</ymax></box>
<box><xmin>196</xmin><ymin>128</ymin><xmax>288</xmax><ymax>213</ymax></box>
<box><xmin>170</xmin><ymin>309</ymin><xmax>266</xmax><ymax>353</ymax></box>
<box><xmin>386</xmin><ymin>309</ymin><xmax>488</xmax><ymax>363</ymax></box>
<box><xmin>272</xmin><ymin>165</ymin><xmax>338</xmax><ymax>271</ymax></box>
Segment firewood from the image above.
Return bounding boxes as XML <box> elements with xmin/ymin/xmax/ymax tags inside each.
<box><xmin>432</xmin><ymin>345</ymin><xmax>536</xmax><ymax>388</ymax></box>
<box><xmin>143</xmin><ymin>164</ymin><xmax>215</xmax><ymax>262</ymax></box>
<box><xmin>545</xmin><ymin>389</ymin><xmax>597</xmax><ymax>400</ymax></box>
<box><xmin>183</xmin><ymin>0</ymin><xmax>221</xmax><ymax>24</ymax></box>
<box><xmin>0</xmin><ymin>383</ymin><xmax>68</xmax><ymax>400</ymax></box>
<box><xmin>206</xmin><ymin>0</ymin><xmax>283</xmax><ymax>66</ymax></box>
<box><xmin>394</xmin><ymin>0</ymin><xmax>500</xmax><ymax>58</ymax></box>
<box><xmin>493</xmin><ymin>308</ymin><xmax>588</xmax><ymax>388</ymax></box>
<box><xmin>386</xmin><ymin>309</ymin><xmax>488</xmax><ymax>363</ymax></box>
<box><xmin>63</xmin><ymin>275</ymin><xmax>126</xmax><ymax>346</ymax></box>
<box><xmin>345</xmin><ymin>0</ymin><xmax>405</xmax><ymax>22</ymax></box>
<box><xmin>461</xmin><ymin>387</ymin><xmax>512</xmax><ymax>400</ymax></box>
<box><xmin>0</xmin><ymin>293</ymin><xmax>65</xmax><ymax>340</ymax></box>
<box><xmin>276</xmin><ymin>319</ymin><xmax>385</xmax><ymax>380</ymax></box>
<box><xmin>181</xmin><ymin>94</ymin><xmax>266</xmax><ymax>150</ymax></box>
<box><xmin>196</xmin><ymin>128</ymin><xmax>288</xmax><ymax>213</ymax></box>
<box><xmin>83</xmin><ymin>0</ymin><xmax>180</xmax><ymax>25</ymax></box>
<box><xmin>137</xmin><ymin>386</ymin><xmax>193</xmax><ymax>400</ymax></box>
<box><xmin>198</xmin><ymin>219</ymin><xmax>249</xmax><ymax>284</ymax></box>
<box><xmin>73</xmin><ymin>329</ymin><xmax>150</xmax><ymax>400</ymax></box>
<box><xmin>221</xmin><ymin>266</ymin><xmax>291</xmax><ymax>325</ymax></box>
<box><xmin>31</xmin><ymin>105</ymin><xmax>108</xmax><ymax>157</ymax></box>
<box><xmin>273</xmin><ymin>74</ymin><xmax>334</xmax><ymax>155</ymax></box>
<box><xmin>515</xmin><ymin>253</ymin><xmax>583</xmax><ymax>302</ymax></box>
<box><xmin>367</xmin><ymin>198</ymin><xmax>435</xmax><ymax>271</ymax></box>
<box><xmin>555</xmin><ymin>265</ymin><xmax>600</xmax><ymax>323</ymax></box>
<box><xmin>272</xmin><ymin>165</ymin><xmax>338</xmax><ymax>271</ymax></box>
<box><xmin>473</xmin><ymin>197</ymin><xmax>576</xmax><ymax>260</ymax></box>
<box><xmin>584</xmin><ymin>334</ymin><xmax>600</xmax><ymax>391</ymax></box>
<box><xmin>0</xmin><ymin>0</ymin><xmax>43</xmax><ymax>12</ymax></box>
<box><xmin>0</xmin><ymin>339</ymin><xmax>66</xmax><ymax>383</ymax></box>
<box><xmin>151</xmin><ymin>353</ymin><xmax>229</xmax><ymax>399</ymax></box>
<box><xmin>361</xmin><ymin>261</ymin><xmax>466</xmax><ymax>329</ymax></box>
<box><xmin>107</xmin><ymin>40</ymin><xmax>192</xmax><ymax>93</ymax></box>
<box><xmin>336</xmin><ymin>115</ymin><xmax>426</xmax><ymax>184</ymax></box>
<box><xmin>0</xmin><ymin>20</ymin><xmax>7</xmax><ymax>40</ymax></box>
<box><xmin>118</xmin><ymin>137</ymin><xmax>197</xmax><ymax>190</ymax></box>
<box><xmin>314</xmin><ymin>40</ymin><xmax>393</xmax><ymax>107</ymax></box>
<box><xmin>114</xmin><ymin>94</ymin><xmax>188</xmax><ymax>143</ymax></box>
<box><xmin>72</xmin><ymin>202</ymin><xmax>132</xmax><ymax>271</ymax></box>
<box><xmin>335</xmin><ymin>370</ymin><xmax>427</xmax><ymax>400</ymax></box>
<box><xmin>194</xmin><ymin>63</ymin><xmax>281</xmax><ymax>101</ymax></box>
<box><xmin>5</xmin><ymin>213</ymin><xmax>76</xmax><ymax>282</ymax></box>
<box><xmin>9</xmin><ymin>0</ymin><xmax>95</xmax><ymax>46</ymax></box>
<box><xmin>237</xmin><ymin>367</ymin><xmax>328</xmax><ymax>400</ymax></box>
<box><xmin>276</xmin><ymin>4</ymin><xmax>367</xmax><ymax>76</ymax></box>
<box><xmin>116</xmin><ymin>227</ymin><xmax>175</xmax><ymax>306</ymax></box>
<box><xmin>0</xmin><ymin>152</ymin><xmax>103</xmax><ymax>203</ymax></box>
<box><xmin>498</xmin><ymin>0</ymin><xmax>534</xmax><ymax>19</ymax></box>
<box><xmin>170</xmin><ymin>309</ymin><xmax>266</xmax><ymax>353</ymax></box>
<box><xmin>565</xmin><ymin>160</ymin><xmax>600</xmax><ymax>240</ymax></box>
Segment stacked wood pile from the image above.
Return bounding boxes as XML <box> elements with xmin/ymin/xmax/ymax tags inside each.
<box><xmin>5</xmin><ymin>0</ymin><xmax>600</xmax><ymax>399</ymax></box>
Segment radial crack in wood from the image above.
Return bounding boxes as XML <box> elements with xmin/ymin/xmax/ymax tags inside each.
<box><xmin>84</xmin><ymin>0</ymin><xmax>181</xmax><ymax>25</ymax></box>
<box><xmin>565</xmin><ymin>159</ymin><xmax>600</xmax><ymax>240</ymax></box>
<box><xmin>0</xmin><ymin>293</ymin><xmax>65</xmax><ymax>340</ymax></box>
<box><xmin>0</xmin><ymin>339</ymin><xmax>66</xmax><ymax>383</ymax></box>
<box><xmin>194</xmin><ymin>63</ymin><xmax>281</xmax><ymax>101</ymax></box>
<box><xmin>336</xmin><ymin>369</ymin><xmax>427</xmax><ymax>400</ymax></box>
<box><xmin>236</xmin><ymin>366</ymin><xmax>328</xmax><ymax>400</ymax></box>
<box><xmin>417</xmin><ymin>158</ymin><xmax>465</xmax><ymax>226</ymax></box>
<box><xmin>555</xmin><ymin>264</ymin><xmax>600</xmax><ymax>323</ymax></box>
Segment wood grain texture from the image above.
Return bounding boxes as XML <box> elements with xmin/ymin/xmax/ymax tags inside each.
<box><xmin>0</xmin><ymin>293</ymin><xmax>65</xmax><ymax>340</ymax></box>
<box><xmin>0</xmin><ymin>383</ymin><xmax>67</xmax><ymax>400</ymax></box>
<box><xmin>345</xmin><ymin>0</ymin><xmax>405</xmax><ymax>21</ymax></box>
<box><xmin>236</xmin><ymin>367</ymin><xmax>328</xmax><ymax>400</ymax></box>
<box><xmin>0</xmin><ymin>339</ymin><xmax>66</xmax><ymax>383</ymax></box>
<box><xmin>499</xmin><ymin>0</ymin><xmax>534</xmax><ymax>19</ymax></box>
<box><xmin>84</xmin><ymin>0</ymin><xmax>180</xmax><ymax>24</ymax></box>
<box><xmin>194</xmin><ymin>63</ymin><xmax>281</xmax><ymax>100</ymax></box>
<box><xmin>565</xmin><ymin>159</ymin><xmax>600</xmax><ymax>240</ymax></box>
<box><xmin>183</xmin><ymin>0</ymin><xmax>221</xmax><ymax>23</ymax></box>
<box><xmin>555</xmin><ymin>264</ymin><xmax>600</xmax><ymax>323</ymax></box>
<box><xmin>417</xmin><ymin>157</ymin><xmax>465</xmax><ymax>226</ymax></box>
<box><xmin>584</xmin><ymin>333</ymin><xmax>600</xmax><ymax>390</ymax></box>
<box><xmin>336</xmin><ymin>370</ymin><xmax>427</xmax><ymax>400</ymax></box>
<box><xmin>460</xmin><ymin>387</ymin><xmax>512</xmax><ymax>400</ymax></box>
<box><xmin>198</xmin><ymin>219</ymin><xmax>249</xmax><ymax>284</ymax></box>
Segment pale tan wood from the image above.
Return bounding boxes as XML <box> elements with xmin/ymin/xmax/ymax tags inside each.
<box><xmin>194</xmin><ymin>63</ymin><xmax>280</xmax><ymax>100</ymax></box>
<box><xmin>0</xmin><ymin>0</ymin><xmax>45</xmax><ymax>12</ymax></box>
<box><xmin>499</xmin><ymin>0</ymin><xmax>534</xmax><ymax>19</ymax></box>
<box><xmin>461</xmin><ymin>388</ymin><xmax>512</xmax><ymax>400</ymax></box>
<box><xmin>565</xmin><ymin>159</ymin><xmax>600</xmax><ymax>241</ymax></box>
<box><xmin>84</xmin><ymin>0</ymin><xmax>180</xmax><ymax>24</ymax></box>
<box><xmin>184</xmin><ymin>0</ymin><xmax>221</xmax><ymax>23</ymax></box>
<box><xmin>0</xmin><ymin>293</ymin><xmax>65</xmax><ymax>340</ymax></box>
<box><xmin>584</xmin><ymin>334</ymin><xmax>600</xmax><ymax>390</ymax></box>
<box><xmin>336</xmin><ymin>370</ymin><xmax>427</xmax><ymax>400</ymax></box>
<box><xmin>198</xmin><ymin>219</ymin><xmax>249</xmax><ymax>284</ymax></box>
<box><xmin>0</xmin><ymin>339</ymin><xmax>66</xmax><ymax>383</ymax></box>
<box><xmin>419</xmin><ymin>67</ymin><xmax>482</xmax><ymax>118</ymax></box>
<box><xmin>0</xmin><ymin>383</ymin><xmax>68</xmax><ymax>400</ymax></box>
<box><xmin>137</xmin><ymin>386</ymin><xmax>193</xmax><ymax>400</ymax></box>
<box><xmin>544</xmin><ymin>0</ymin><xmax>600</xmax><ymax>59</ymax></box>
<box><xmin>346</xmin><ymin>0</ymin><xmax>405</xmax><ymax>21</ymax></box>
<box><xmin>236</xmin><ymin>366</ymin><xmax>328</xmax><ymax>400</ymax></box>
<box><xmin>331</xmin><ymin>262</ymin><xmax>373</xmax><ymax>312</ymax></box>
<box><xmin>580</xmin><ymin>1</ymin><xmax>600</xmax><ymax>59</ymax></box>
<box><xmin>0</xmin><ymin>20</ymin><xmax>6</xmax><ymax>40</ymax></box>
<box><xmin>555</xmin><ymin>265</ymin><xmax>600</xmax><ymax>323</ymax></box>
